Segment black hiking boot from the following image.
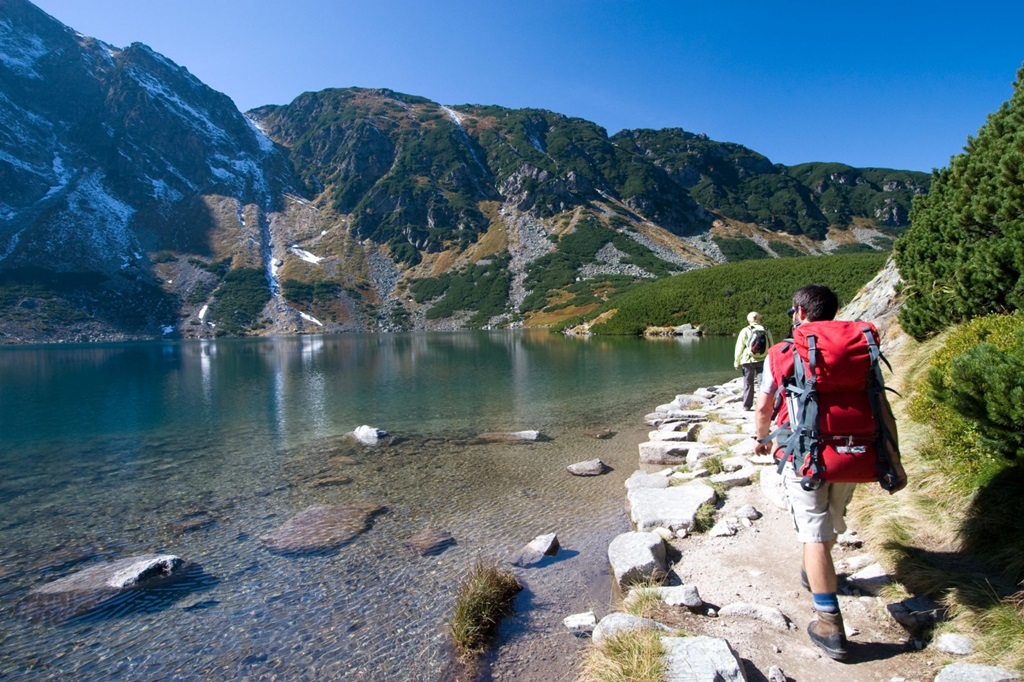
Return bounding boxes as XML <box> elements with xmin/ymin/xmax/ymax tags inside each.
<box><xmin>807</xmin><ymin>610</ymin><xmax>849</xmax><ymax>661</ymax></box>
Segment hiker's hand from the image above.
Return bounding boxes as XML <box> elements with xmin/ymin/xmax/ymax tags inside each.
<box><xmin>753</xmin><ymin>439</ymin><xmax>772</xmax><ymax>456</ymax></box>
<box><xmin>734</xmin><ymin>364</ymin><xmax>739</xmax><ymax>371</ymax></box>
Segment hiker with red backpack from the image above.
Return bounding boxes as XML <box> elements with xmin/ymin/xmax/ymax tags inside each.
<box><xmin>734</xmin><ymin>311</ymin><xmax>773</xmax><ymax>411</ymax></box>
<box><xmin>752</xmin><ymin>284</ymin><xmax>908</xmax><ymax>662</ymax></box>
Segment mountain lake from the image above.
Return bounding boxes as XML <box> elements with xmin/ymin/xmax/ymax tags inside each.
<box><xmin>0</xmin><ymin>330</ymin><xmax>736</xmax><ymax>680</ymax></box>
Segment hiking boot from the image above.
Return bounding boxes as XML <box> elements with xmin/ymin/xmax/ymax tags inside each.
<box><xmin>807</xmin><ymin>610</ymin><xmax>849</xmax><ymax>661</ymax></box>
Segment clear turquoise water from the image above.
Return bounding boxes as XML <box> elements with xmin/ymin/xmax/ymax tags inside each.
<box><xmin>0</xmin><ymin>331</ymin><xmax>734</xmax><ymax>681</ymax></box>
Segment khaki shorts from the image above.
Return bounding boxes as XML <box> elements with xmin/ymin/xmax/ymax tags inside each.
<box><xmin>782</xmin><ymin>467</ymin><xmax>857</xmax><ymax>543</ymax></box>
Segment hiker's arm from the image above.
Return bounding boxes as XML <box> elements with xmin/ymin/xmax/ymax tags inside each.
<box><xmin>734</xmin><ymin>330</ymin><xmax>745</xmax><ymax>369</ymax></box>
<box><xmin>880</xmin><ymin>393</ymin><xmax>908</xmax><ymax>494</ymax></box>
<box><xmin>753</xmin><ymin>389</ymin><xmax>774</xmax><ymax>455</ymax></box>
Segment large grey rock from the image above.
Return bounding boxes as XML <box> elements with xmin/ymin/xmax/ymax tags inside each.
<box><xmin>509</xmin><ymin>532</ymin><xmax>560</xmax><ymax>567</ymax></box>
<box><xmin>695</xmin><ymin>422</ymin><xmax>740</xmax><ymax>443</ymax></box>
<box><xmin>18</xmin><ymin>554</ymin><xmax>189</xmax><ymax>622</ymax></box>
<box><xmin>933</xmin><ymin>663</ymin><xmax>1019</xmax><ymax>682</ymax></box>
<box><xmin>567</xmin><ymin>459</ymin><xmax>608</xmax><ymax>476</ymax></box>
<box><xmin>262</xmin><ymin>503</ymin><xmax>385</xmax><ymax>553</ymax></box>
<box><xmin>592</xmin><ymin>612</ymin><xmax>673</xmax><ymax>646</ymax></box>
<box><xmin>625</xmin><ymin>470</ymin><xmax>670</xmax><ymax>490</ymax></box>
<box><xmin>607</xmin><ymin>532</ymin><xmax>667</xmax><ymax>587</ymax></box>
<box><xmin>628</xmin><ymin>481</ymin><xmax>716</xmax><ymax>532</ymax></box>
<box><xmin>661</xmin><ymin>636</ymin><xmax>748</xmax><ymax>681</ymax></box>
<box><xmin>639</xmin><ymin>441</ymin><xmax>718</xmax><ymax>466</ymax></box>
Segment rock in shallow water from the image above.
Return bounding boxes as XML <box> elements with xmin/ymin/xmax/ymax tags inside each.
<box><xmin>404</xmin><ymin>528</ymin><xmax>456</xmax><ymax>556</ymax></box>
<box><xmin>566</xmin><ymin>459</ymin><xmax>608</xmax><ymax>476</ymax></box>
<box><xmin>18</xmin><ymin>554</ymin><xmax>190</xmax><ymax>622</ymax></box>
<box><xmin>262</xmin><ymin>504</ymin><xmax>385</xmax><ymax>553</ymax></box>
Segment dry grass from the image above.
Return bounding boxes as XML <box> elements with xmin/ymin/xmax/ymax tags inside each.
<box><xmin>579</xmin><ymin>629</ymin><xmax>666</xmax><ymax>682</ymax></box>
<box><xmin>851</xmin><ymin>325</ymin><xmax>1024</xmax><ymax>670</ymax></box>
<box><xmin>448</xmin><ymin>560</ymin><xmax>523</xmax><ymax>659</ymax></box>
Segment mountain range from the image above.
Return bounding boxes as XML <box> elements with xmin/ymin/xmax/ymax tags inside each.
<box><xmin>0</xmin><ymin>0</ymin><xmax>930</xmax><ymax>343</ymax></box>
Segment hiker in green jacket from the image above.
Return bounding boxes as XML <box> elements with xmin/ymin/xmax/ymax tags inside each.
<box><xmin>734</xmin><ymin>312</ymin><xmax>772</xmax><ymax>411</ymax></box>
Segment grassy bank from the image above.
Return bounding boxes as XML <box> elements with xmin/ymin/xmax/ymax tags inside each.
<box><xmin>852</xmin><ymin>322</ymin><xmax>1024</xmax><ymax>672</ymax></box>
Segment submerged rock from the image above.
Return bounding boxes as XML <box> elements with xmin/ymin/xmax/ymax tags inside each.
<box><xmin>19</xmin><ymin>554</ymin><xmax>190</xmax><ymax>622</ymax></box>
<box><xmin>262</xmin><ymin>503</ymin><xmax>385</xmax><ymax>553</ymax></box>
<box><xmin>473</xmin><ymin>430</ymin><xmax>550</xmax><ymax>444</ymax></box>
<box><xmin>405</xmin><ymin>528</ymin><xmax>456</xmax><ymax>556</ymax></box>
<box><xmin>582</xmin><ymin>428</ymin><xmax>615</xmax><ymax>439</ymax></box>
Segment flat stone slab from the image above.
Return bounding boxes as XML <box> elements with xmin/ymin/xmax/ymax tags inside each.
<box><xmin>625</xmin><ymin>470</ymin><xmax>671</xmax><ymax>490</ymax></box>
<box><xmin>262</xmin><ymin>503</ymin><xmax>385</xmax><ymax>553</ymax></box>
<box><xmin>719</xmin><ymin>602</ymin><xmax>789</xmax><ymax>630</ymax></box>
<box><xmin>933</xmin><ymin>663</ymin><xmax>1020</xmax><ymax>682</ymax></box>
<box><xmin>639</xmin><ymin>441</ymin><xmax>718</xmax><ymax>466</ymax></box>
<box><xmin>472</xmin><ymin>430</ymin><xmax>549</xmax><ymax>444</ymax></box>
<box><xmin>18</xmin><ymin>554</ymin><xmax>190</xmax><ymax>622</ymax></box>
<box><xmin>661</xmin><ymin>636</ymin><xmax>747</xmax><ymax>682</ymax></box>
<box><xmin>628</xmin><ymin>481</ymin><xmax>716</xmax><ymax>532</ymax></box>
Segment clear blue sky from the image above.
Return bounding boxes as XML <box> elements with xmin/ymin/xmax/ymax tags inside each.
<box><xmin>31</xmin><ymin>0</ymin><xmax>1024</xmax><ymax>172</ymax></box>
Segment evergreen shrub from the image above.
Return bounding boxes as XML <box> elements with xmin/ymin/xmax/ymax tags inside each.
<box><xmin>895</xmin><ymin>66</ymin><xmax>1024</xmax><ymax>340</ymax></box>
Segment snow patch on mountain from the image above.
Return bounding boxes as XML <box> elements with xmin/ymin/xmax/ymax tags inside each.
<box><xmin>51</xmin><ymin>170</ymin><xmax>138</xmax><ymax>264</ymax></box>
<box><xmin>0</xmin><ymin>18</ymin><xmax>47</xmax><ymax>79</ymax></box>
<box><xmin>244</xmin><ymin>115</ymin><xmax>275</xmax><ymax>153</ymax></box>
<box><xmin>126</xmin><ymin>65</ymin><xmax>231</xmax><ymax>144</ymax></box>
<box><xmin>289</xmin><ymin>246</ymin><xmax>323</xmax><ymax>264</ymax></box>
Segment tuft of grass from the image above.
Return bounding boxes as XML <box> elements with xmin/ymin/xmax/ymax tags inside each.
<box><xmin>702</xmin><ymin>455</ymin><xmax>724</xmax><ymax>474</ymax></box>
<box><xmin>449</xmin><ymin>559</ymin><xmax>523</xmax><ymax>658</ymax></box>
<box><xmin>693</xmin><ymin>501</ymin><xmax>717</xmax><ymax>533</ymax></box>
<box><xmin>947</xmin><ymin>589</ymin><xmax>1024</xmax><ymax>671</ymax></box>
<box><xmin>623</xmin><ymin>583</ymin><xmax>663</xmax><ymax>619</ymax></box>
<box><xmin>580</xmin><ymin>629</ymin><xmax>666</xmax><ymax>682</ymax></box>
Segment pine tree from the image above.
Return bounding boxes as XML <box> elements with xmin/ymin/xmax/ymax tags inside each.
<box><xmin>895</xmin><ymin>65</ymin><xmax>1024</xmax><ymax>339</ymax></box>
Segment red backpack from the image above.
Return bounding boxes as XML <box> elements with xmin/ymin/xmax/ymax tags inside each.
<box><xmin>766</xmin><ymin>320</ymin><xmax>899</xmax><ymax>491</ymax></box>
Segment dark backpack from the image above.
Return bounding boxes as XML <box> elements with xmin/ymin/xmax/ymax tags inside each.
<box><xmin>749</xmin><ymin>327</ymin><xmax>768</xmax><ymax>356</ymax></box>
<box><xmin>766</xmin><ymin>320</ymin><xmax>900</xmax><ymax>491</ymax></box>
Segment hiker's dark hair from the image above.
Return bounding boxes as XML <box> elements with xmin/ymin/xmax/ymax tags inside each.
<box><xmin>793</xmin><ymin>284</ymin><xmax>839</xmax><ymax>321</ymax></box>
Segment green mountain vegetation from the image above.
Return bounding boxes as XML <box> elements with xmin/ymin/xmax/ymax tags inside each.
<box><xmin>250</xmin><ymin>89</ymin><xmax>928</xmax><ymax>272</ymax></box>
<box><xmin>895</xmin><ymin>67</ymin><xmax>1024</xmax><ymax>340</ymax></box>
<box><xmin>558</xmin><ymin>252</ymin><xmax>888</xmax><ymax>336</ymax></box>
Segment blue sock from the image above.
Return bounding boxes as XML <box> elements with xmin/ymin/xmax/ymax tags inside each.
<box><xmin>812</xmin><ymin>592</ymin><xmax>839</xmax><ymax>613</ymax></box>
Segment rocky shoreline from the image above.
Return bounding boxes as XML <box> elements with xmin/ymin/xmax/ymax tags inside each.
<box><xmin>560</xmin><ymin>375</ymin><xmax>1018</xmax><ymax>682</ymax></box>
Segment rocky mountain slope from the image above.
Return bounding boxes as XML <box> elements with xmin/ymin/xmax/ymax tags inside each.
<box><xmin>0</xmin><ymin>0</ymin><xmax>930</xmax><ymax>343</ymax></box>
